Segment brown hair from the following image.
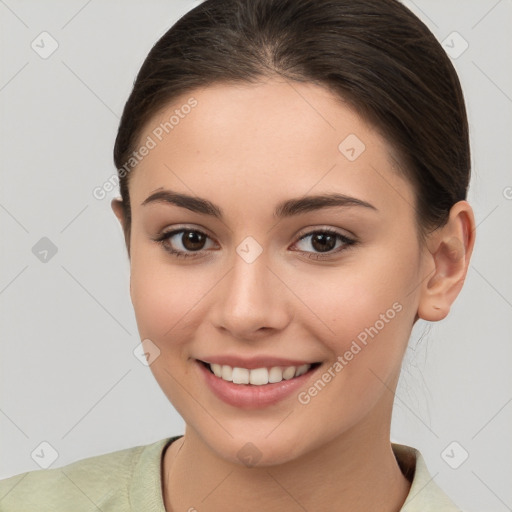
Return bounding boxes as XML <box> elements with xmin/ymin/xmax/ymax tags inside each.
<box><xmin>113</xmin><ymin>0</ymin><xmax>470</xmax><ymax>242</ymax></box>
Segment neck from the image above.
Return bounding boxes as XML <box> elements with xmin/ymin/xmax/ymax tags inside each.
<box><xmin>162</xmin><ymin>411</ymin><xmax>411</xmax><ymax>512</ymax></box>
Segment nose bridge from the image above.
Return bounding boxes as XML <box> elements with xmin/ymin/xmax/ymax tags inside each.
<box><xmin>227</xmin><ymin>247</ymin><xmax>272</xmax><ymax>316</ymax></box>
<box><xmin>212</xmin><ymin>244</ymin><xmax>288</xmax><ymax>336</ymax></box>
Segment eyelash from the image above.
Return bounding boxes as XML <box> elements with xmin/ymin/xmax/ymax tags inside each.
<box><xmin>152</xmin><ymin>226</ymin><xmax>357</xmax><ymax>261</ymax></box>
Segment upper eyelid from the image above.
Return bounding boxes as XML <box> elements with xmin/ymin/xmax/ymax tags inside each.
<box><xmin>158</xmin><ymin>226</ymin><xmax>215</xmax><ymax>243</ymax></box>
<box><xmin>295</xmin><ymin>226</ymin><xmax>355</xmax><ymax>241</ymax></box>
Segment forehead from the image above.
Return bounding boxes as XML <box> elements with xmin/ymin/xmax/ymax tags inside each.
<box><xmin>129</xmin><ymin>80</ymin><xmax>415</xmax><ymax>220</ymax></box>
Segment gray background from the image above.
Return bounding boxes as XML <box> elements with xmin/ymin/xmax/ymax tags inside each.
<box><xmin>0</xmin><ymin>0</ymin><xmax>511</xmax><ymax>510</ymax></box>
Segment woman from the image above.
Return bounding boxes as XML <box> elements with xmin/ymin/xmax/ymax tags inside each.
<box><xmin>0</xmin><ymin>0</ymin><xmax>476</xmax><ymax>510</ymax></box>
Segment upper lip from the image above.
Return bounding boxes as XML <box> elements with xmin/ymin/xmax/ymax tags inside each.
<box><xmin>197</xmin><ymin>355</ymin><xmax>320</xmax><ymax>369</ymax></box>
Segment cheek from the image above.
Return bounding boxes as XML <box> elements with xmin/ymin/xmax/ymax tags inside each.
<box><xmin>291</xmin><ymin>242</ymin><xmax>420</xmax><ymax>368</ymax></box>
<box><xmin>129</xmin><ymin>242</ymin><xmax>208</xmax><ymax>342</ymax></box>
<box><xmin>288</xmin><ymin>249</ymin><xmax>419</xmax><ymax>435</ymax></box>
<box><xmin>131</xmin><ymin>276</ymin><xmax>204</xmax><ymax>345</ymax></box>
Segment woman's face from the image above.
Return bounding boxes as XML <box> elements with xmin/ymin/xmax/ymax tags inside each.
<box><xmin>121</xmin><ymin>79</ymin><xmax>431</xmax><ymax>465</ymax></box>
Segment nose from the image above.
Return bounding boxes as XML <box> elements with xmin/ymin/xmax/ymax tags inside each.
<box><xmin>211</xmin><ymin>249</ymin><xmax>292</xmax><ymax>341</ymax></box>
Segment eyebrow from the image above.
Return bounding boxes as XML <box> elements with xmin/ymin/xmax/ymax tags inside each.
<box><xmin>141</xmin><ymin>188</ymin><xmax>377</xmax><ymax>218</ymax></box>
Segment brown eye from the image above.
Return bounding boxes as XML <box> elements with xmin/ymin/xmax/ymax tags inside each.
<box><xmin>180</xmin><ymin>230</ymin><xmax>207</xmax><ymax>251</ymax></box>
<box><xmin>154</xmin><ymin>228</ymin><xmax>216</xmax><ymax>259</ymax></box>
<box><xmin>292</xmin><ymin>229</ymin><xmax>356</xmax><ymax>258</ymax></box>
<box><xmin>309</xmin><ymin>232</ymin><xmax>337</xmax><ymax>253</ymax></box>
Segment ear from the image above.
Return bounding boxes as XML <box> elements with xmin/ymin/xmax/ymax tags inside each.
<box><xmin>417</xmin><ymin>200</ymin><xmax>476</xmax><ymax>322</ymax></box>
<box><xmin>111</xmin><ymin>198</ymin><xmax>131</xmax><ymax>258</ymax></box>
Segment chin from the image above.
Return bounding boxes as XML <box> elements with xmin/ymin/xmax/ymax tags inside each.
<box><xmin>198</xmin><ymin>427</ymin><xmax>310</xmax><ymax>468</ymax></box>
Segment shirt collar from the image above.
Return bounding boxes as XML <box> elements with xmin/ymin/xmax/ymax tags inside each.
<box><xmin>392</xmin><ymin>443</ymin><xmax>462</xmax><ymax>511</ymax></box>
<box><xmin>129</xmin><ymin>437</ymin><xmax>462</xmax><ymax>511</ymax></box>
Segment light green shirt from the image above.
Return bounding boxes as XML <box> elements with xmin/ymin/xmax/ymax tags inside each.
<box><xmin>0</xmin><ymin>436</ymin><xmax>462</xmax><ymax>511</ymax></box>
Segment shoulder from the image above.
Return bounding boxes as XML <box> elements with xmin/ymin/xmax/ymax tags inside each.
<box><xmin>0</xmin><ymin>437</ymin><xmax>173</xmax><ymax>512</ymax></box>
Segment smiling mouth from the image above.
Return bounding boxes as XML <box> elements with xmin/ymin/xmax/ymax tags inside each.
<box><xmin>198</xmin><ymin>360</ymin><xmax>322</xmax><ymax>385</ymax></box>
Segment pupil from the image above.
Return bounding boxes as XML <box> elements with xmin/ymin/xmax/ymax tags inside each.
<box><xmin>183</xmin><ymin>231</ymin><xmax>205</xmax><ymax>251</ymax></box>
<box><xmin>312</xmin><ymin>233</ymin><xmax>335</xmax><ymax>252</ymax></box>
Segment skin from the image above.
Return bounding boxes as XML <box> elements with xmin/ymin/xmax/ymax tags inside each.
<box><xmin>112</xmin><ymin>79</ymin><xmax>475</xmax><ymax>511</ymax></box>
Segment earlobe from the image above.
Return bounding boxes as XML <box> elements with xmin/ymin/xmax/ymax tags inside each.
<box><xmin>417</xmin><ymin>201</ymin><xmax>476</xmax><ymax>322</ymax></box>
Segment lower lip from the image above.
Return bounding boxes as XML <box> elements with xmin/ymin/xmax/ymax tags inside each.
<box><xmin>196</xmin><ymin>360</ymin><xmax>320</xmax><ymax>409</ymax></box>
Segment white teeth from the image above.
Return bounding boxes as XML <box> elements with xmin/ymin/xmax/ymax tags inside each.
<box><xmin>207</xmin><ymin>362</ymin><xmax>313</xmax><ymax>385</ymax></box>
<box><xmin>295</xmin><ymin>364</ymin><xmax>309</xmax><ymax>377</ymax></box>
<box><xmin>249</xmin><ymin>368</ymin><xmax>268</xmax><ymax>386</ymax></box>
<box><xmin>211</xmin><ymin>363</ymin><xmax>222</xmax><ymax>377</ymax></box>
<box><xmin>268</xmin><ymin>366</ymin><xmax>283</xmax><ymax>383</ymax></box>
<box><xmin>232</xmin><ymin>367</ymin><xmax>249</xmax><ymax>384</ymax></box>
<box><xmin>282</xmin><ymin>366</ymin><xmax>296</xmax><ymax>380</ymax></box>
<box><xmin>221</xmin><ymin>365</ymin><xmax>233</xmax><ymax>381</ymax></box>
